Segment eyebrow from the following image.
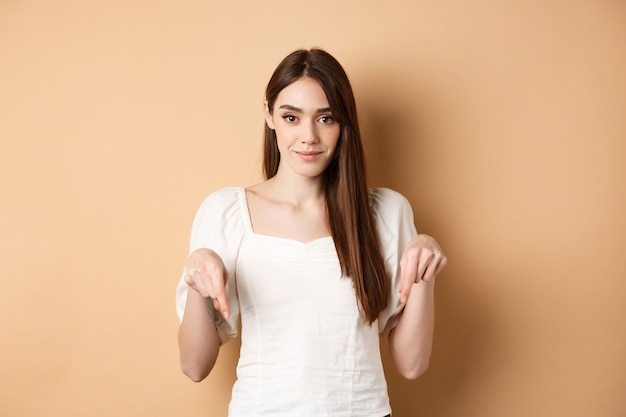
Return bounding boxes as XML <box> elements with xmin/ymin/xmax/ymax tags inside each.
<box><xmin>278</xmin><ymin>104</ymin><xmax>333</xmax><ymax>113</ymax></box>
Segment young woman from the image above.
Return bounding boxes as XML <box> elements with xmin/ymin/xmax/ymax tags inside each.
<box><xmin>176</xmin><ymin>48</ymin><xmax>446</xmax><ymax>416</ymax></box>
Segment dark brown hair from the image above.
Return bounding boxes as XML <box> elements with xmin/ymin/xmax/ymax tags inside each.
<box><xmin>263</xmin><ymin>48</ymin><xmax>388</xmax><ymax>324</ymax></box>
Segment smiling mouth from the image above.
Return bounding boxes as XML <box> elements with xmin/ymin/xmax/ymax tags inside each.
<box><xmin>295</xmin><ymin>151</ymin><xmax>323</xmax><ymax>161</ymax></box>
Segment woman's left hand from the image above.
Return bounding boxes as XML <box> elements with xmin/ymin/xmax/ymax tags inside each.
<box><xmin>399</xmin><ymin>234</ymin><xmax>447</xmax><ymax>303</ymax></box>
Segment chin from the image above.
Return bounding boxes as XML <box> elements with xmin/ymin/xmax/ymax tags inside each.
<box><xmin>287</xmin><ymin>161</ymin><xmax>331</xmax><ymax>179</ymax></box>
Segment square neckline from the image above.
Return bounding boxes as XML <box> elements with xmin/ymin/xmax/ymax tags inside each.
<box><xmin>237</xmin><ymin>187</ymin><xmax>334</xmax><ymax>246</ymax></box>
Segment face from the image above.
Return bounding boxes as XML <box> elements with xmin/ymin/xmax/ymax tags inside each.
<box><xmin>265</xmin><ymin>76</ymin><xmax>341</xmax><ymax>180</ymax></box>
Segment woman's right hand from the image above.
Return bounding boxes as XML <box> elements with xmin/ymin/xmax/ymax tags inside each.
<box><xmin>184</xmin><ymin>248</ymin><xmax>230</xmax><ymax>319</ymax></box>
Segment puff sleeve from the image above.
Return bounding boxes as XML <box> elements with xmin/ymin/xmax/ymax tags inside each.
<box><xmin>175</xmin><ymin>187</ymin><xmax>245</xmax><ymax>344</ymax></box>
<box><xmin>370</xmin><ymin>188</ymin><xmax>419</xmax><ymax>337</ymax></box>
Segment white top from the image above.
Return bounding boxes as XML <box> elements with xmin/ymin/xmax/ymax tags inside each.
<box><xmin>176</xmin><ymin>187</ymin><xmax>418</xmax><ymax>417</ymax></box>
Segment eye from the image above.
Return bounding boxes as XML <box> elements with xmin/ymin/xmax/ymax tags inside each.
<box><xmin>318</xmin><ymin>115</ymin><xmax>334</xmax><ymax>124</ymax></box>
<box><xmin>282</xmin><ymin>114</ymin><xmax>298</xmax><ymax>123</ymax></box>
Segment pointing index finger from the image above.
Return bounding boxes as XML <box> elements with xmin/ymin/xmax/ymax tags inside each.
<box><xmin>399</xmin><ymin>253</ymin><xmax>417</xmax><ymax>304</ymax></box>
<box><xmin>210</xmin><ymin>265</ymin><xmax>230</xmax><ymax>319</ymax></box>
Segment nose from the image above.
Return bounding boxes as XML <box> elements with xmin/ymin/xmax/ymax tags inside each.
<box><xmin>300</xmin><ymin>120</ymin><xmax>320</xmax><ymax>144</ymax></box>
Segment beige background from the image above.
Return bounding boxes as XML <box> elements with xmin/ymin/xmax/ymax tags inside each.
<box><xmin>1</xmin><ymin>1</ymin><xmax>625</xmax><ymax>416</ymax></box>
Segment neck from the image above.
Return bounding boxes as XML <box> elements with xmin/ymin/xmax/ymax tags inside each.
<box><xmin>265</xmin><ymin>170</ymin><xmax>326</xmax><ymax>207</ymax></box>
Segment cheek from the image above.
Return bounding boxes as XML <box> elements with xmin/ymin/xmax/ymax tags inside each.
<box><xmin>274</xmin><ymin>129</ymin><xmax>292</xmax><ymax>151</ymax></box>
<box><xmin>328</xmin><ymin>128</ymin><xmax>341</xmax><ymax>148</ymax></box>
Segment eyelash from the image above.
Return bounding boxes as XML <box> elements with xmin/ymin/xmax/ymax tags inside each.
<box><xmin>281</xmin><ymin>115</ymin><xmax>335</xmax><ymax>124</ymax></box>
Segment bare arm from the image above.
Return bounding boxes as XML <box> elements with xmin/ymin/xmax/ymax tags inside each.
<box><xmin>388</xmin><ymin>279</ymin><xmax>435</xmax><ymax>379</ymax></box>
<box><xmin>178</xmin><ymin>248</ymin><xmax>230</xmax><ymax>382</ymax></box>
<box><xmin>178</xmin><ymin>289</ymin><xmax>221</xmax><ymax>382</ymax></box>
<box><xmin>388</xmin><ymin>234</ymin><xmax>445</xmax><ymax>379</ymax></box>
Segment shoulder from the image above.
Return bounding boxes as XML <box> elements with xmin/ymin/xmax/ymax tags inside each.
<box><xmin>189</xmin><ymin>187</ymin><xmax>248</xmax><ymax>245</ymax></box>
<box><xmin>193</xmin><ymin>187</ymin><xmax>247</xmax><ymax>225</ymax></box>
<box><xmin>198</xmin><ymin>187</ymin><xmax>244</xmax><ymax>210</ymax></box>
<box><xmin>369</xmin><ymin>188</ymin><xmax>416</xmax><ymax>240</ymax></box>
<box><xmin>368</xmin><ymin>187</ymin><xmax>413</xmax><ymax>216</ymax></box>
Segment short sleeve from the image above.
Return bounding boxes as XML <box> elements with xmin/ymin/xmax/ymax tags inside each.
<box><xmin>175</xmin><ymin>187</ymin><xmax>245</xmax><ymax>344</ymax></box>
<box><xmin>370</xmin><ymin>188</ymin><xmax>418</xmax><ymax>337</ymax></box>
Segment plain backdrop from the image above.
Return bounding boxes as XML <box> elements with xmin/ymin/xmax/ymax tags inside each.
<box><xmin>1</xmin><ymin>1</ymin><xmax>625</xmax><ymax>416</ymax></box>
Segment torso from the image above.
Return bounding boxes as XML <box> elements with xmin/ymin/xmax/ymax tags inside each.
<box><xmin>177</xmin><ymin>186</ymin><xmax>413</xmax><ymax>416</ymax></box>
<box><xmin>230</xmin><ymin>187</ymin><xmax>390</xmax><ymax>416</ymax></box>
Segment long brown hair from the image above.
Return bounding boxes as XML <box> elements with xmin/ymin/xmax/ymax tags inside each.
<box><xmin>263</xmin><ymin>48</ymin><xmax>388</xmax><ymax>325</ymax></box>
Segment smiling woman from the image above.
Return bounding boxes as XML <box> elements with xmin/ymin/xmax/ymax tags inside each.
<box><xmin>176</xmin><ymin>48</ymin><xmax>446</xmax><ymax>417</ymax></box>
<box><xmin>264</xmin><ymin>77</ymin><xmax>341</xmax><ymax>180</ymax></box>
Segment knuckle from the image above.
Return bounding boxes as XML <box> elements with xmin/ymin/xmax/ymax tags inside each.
<box><xmin>208</xmin><ymin>261</ymin><xmax>222</xmax><ymax>275</ymax></box>
<box><xmin>184</xmin><ymin>275</ymin><xmax>194</xmax><ymax>286</ymax></box>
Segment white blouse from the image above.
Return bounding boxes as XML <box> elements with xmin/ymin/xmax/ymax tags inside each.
<box><xmin>176</xmin><ymin>187</ymin><xmax>418</xmax><ymax>417</ymax></box>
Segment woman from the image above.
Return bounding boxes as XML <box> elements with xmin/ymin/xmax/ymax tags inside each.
<box><xmin>176</xmin><ymin>48</ymin><xmax>446</xmax><ymax>416</ymax></box>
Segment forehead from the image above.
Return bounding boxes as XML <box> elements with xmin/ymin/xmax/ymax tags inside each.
<box><xmin>275</xmin><ymin>77</ymin><xmax>330</xmax><ymax>109</ymax></box>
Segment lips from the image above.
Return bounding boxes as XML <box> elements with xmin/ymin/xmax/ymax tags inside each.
<box><xmin>295</xmin><ymin>151</ymin><xmax>323</xmax><ymax>161</ymax></box>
